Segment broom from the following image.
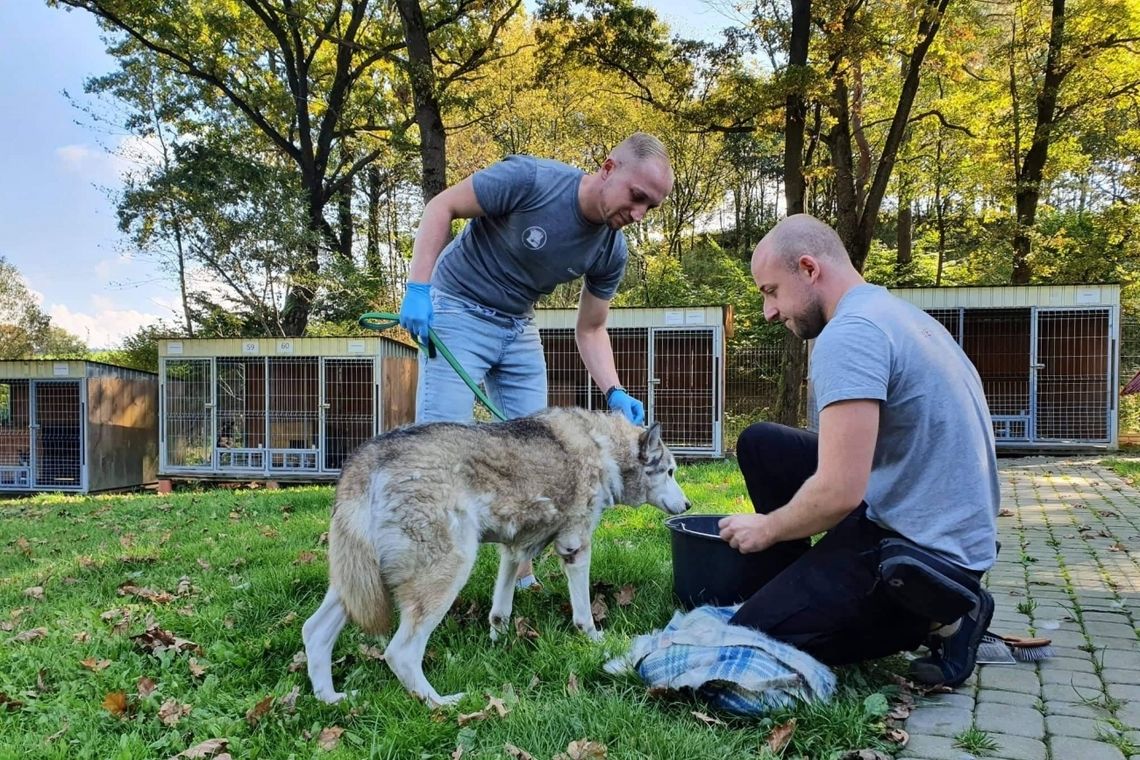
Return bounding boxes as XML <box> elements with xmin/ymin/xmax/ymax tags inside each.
<box><xmin>977</xmin><ymin>631</ymin><xmax>1054</xmax><ymax>664</ymax></box>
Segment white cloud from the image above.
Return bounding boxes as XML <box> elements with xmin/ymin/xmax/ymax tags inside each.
<box><xmin>48</xmin><ymin>300</ymin><xmax>167</xmax><ymax>350</ymax></box>
<box><xmin>55</xmin><ymin>143</ymin><xmax>103</xmax><ymax>173</ymax></box>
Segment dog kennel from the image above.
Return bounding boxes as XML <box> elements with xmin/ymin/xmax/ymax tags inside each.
<box><xmin>157</xmin><ymin>336</ymin><xmax>417</xmax><ymax>482</ymax></box>
<box><xmin>892</xmin><ymin>284</ymin><xmax>1120</xmax><ymax>449</ymax></box>
<box><xmin>0</xmin><ymin>360</ymin><xmax>158</xmax><ymax>493</ymax></box>
<box><xmin>535</xmin><ymin>306</ymin><xmax>727</xmax><ymax>457</ymax></box>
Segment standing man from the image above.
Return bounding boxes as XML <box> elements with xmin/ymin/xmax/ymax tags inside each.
<box><xmin>718</xmin><ymin>214</ymin><xmax>999</xmax><ymax>687</ymax></box>
<box><xmin>399</xmin><ymin>132</ymin><xmax>674</xmax><ymax>586</ymax></box>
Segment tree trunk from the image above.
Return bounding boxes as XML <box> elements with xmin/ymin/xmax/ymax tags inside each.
<box><xmin>1012</xmin><ymin>0</ymin><xmax>1066</xmax><ymax>284</ymax></box>
<box><xmin>366</xmin><ymin>165</ymin><xmax>382</xmax><ymax>277</ymax></box>
<box><xmin>395</xmin><ymin>0</ymin><xmax>448</xmax><ymax>202</ymax></box>
<box><xmin>774</xmin><ymin>0</ymin><xmax>811</xmax><ymax>428</ymax></box>
<box><xmin>897</xmin><ymin>201</ymin><xmax>913</xmax><ymax>281</ymax></box>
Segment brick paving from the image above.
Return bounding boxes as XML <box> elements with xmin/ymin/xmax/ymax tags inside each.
<box><xmin>898</xmin><ymin>456</ymin><xmax>1140</xmax><ymax>760</ymax></box>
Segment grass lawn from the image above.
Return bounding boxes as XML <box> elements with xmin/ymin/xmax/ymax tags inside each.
<box><xmin>1</xmin><ymin>461</ymin><xmax>911</xmax><ymax>759</ymax></box>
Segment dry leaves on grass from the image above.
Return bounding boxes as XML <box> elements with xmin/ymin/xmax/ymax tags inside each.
<box><xmin>11</xmin><ymin>627</ymin><xmax>48</xmax><ymax>643</ymax></box>
<box><xmin>691</xmin><ymin>711</ymin><xmax>726</xmax><ymax>727</ymax></box>
<box><xmin>102</xmin><ymin>691</ymin><xmax>131</xmax><ymax>717</ymax></box>
<box><xmin>16</xmin><ymin>536</ymin><xmax>32</xmax><ymax>557</ymax></box>
<box><xmin>457</xmin><ymin>694</ymin><xmax>512</xmax><ymax>726</ymax></box>
<box><xmin>294</xmin><ymin>551</ymin><xmax>318</xmax><ymax>565</ymax></box>
<box><xmin>614</xmin><ymin>584</ymin><xmax>637</xmax><ymax>606</ymax></box>
<box><xmin>358</xmin><ymin>644</ymin><xmax>385</xmax><ymax>660</ymax></box>
<box><xmin>158</xmin><ymin>699</ymin><xmax>192</xmax><ymax>726</ymax></box>
<box><xmin>100</xmin><ymin>607</ymin><xmax>133</xmax><ymax>635</ymax></box>
<box><xmin>131</xmin><ymin>625</ymin><xmax>203</xmax><ymax>656</ymax></box>
<box><xmin>137</xmin><ymin>676</ymin><xmax>157</xmax><ymax>698</ymax></box>
<box><xmin>279</xmin><ymin>685</ymin><xmax>301</xmax><ymax>714</ymax></box>
<box><xmin>552</xmin><ymin>739</ymin><xmax>608</xmax><ymax>760</ymax></box>
<box><xmin>80</xmin><ymin>658</ymin><xmax>111</xmax><ymax>672</ymax></box>
<box><xmin>317</xmin><ymin>726</ymin><xmax>345</xmax><ymax>751</ymax></box>
<box><xmin>590</xmin><ymin>594</ymin><xmax>608</xmax><ymax>624</ymax></box>
<box><xmin>23</xmin><ymin>586</ymin><xmax>44</xmax><ymax>600</ymax></box>
<box><xmin>0</xmin><ymin>692</ymin><xmax>25</xmax><ymax>711</ymax></box>
<box><xmin>765</xmin><ymin>719</ymin><xmax>796</xmax><ymax>753</ymax></box>
<box><xmin>245</xmin><ymin>694</ymin><xmax>274</xmax><ymax>726</ymax></box>
<box><xmin>167</xmin><ymin>738</ymin><xmax>229</xmax><ymax>759</ymax></box>
<box><xmin>514</xmin><ymin>617</ymin><xmax>540</xmax><ymax>640</ymax></box>
<box><xmin>504</xmin><ymin>745</ymin><xmax>536</xmax><ymax>760</ymax></box>
<box><xmin>288</xmin><ymin>651</ymin><xmax>307</xmax><ymax>673</ymax></box>
<box><xmin>566</xmin><ymin>672</ymin><xmax>580</xmax><ymax>696</ymax></box>
<box><xmin>885</xmin><ymin>727</ymin><xmax>909</xmax><ymax>746</ymax></box>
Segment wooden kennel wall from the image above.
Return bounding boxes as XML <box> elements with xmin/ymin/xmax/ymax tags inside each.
<box><xmin>0</xmin><ymin>360</ymin><xmax>158</xmax><ymax>493</ymax></box>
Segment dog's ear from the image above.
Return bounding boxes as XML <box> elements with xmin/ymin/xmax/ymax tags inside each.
<box><xmin>638</xmin><ymin>421</ymin><xmax>662</xmax><ymax>461</ymax></box>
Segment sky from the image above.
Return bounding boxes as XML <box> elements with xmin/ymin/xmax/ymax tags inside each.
<box><xmin>0</xmin><ymin>0</ymin><xmax>743</xmax><ymax>349</ymax></box>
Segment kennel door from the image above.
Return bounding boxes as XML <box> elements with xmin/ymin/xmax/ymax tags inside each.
<box><xmin>31</xmin><ymin>380</ymin><xmax>84</xmax><ymax>490</ymax></box>
<box><xmin>649</xmin><ymin>327</ymin><xmax>722</xmax><ymax>457</ymax></box>
<box><xmin>322</xmin><ymin>358</ymin><xmax>375</xmax><ymax>471</ymax></box>
<box><xmin>162</xmin><ymin>358</ymin><xmax>215</xmax><ymax>470</ymax></box>
<box><xmin>0</xmin><ymin>380</ymin><xmax>32</xmax><ymax>490</ymax></box>
<box><xmin>1033</xmin><ymin>308</ymin><xmax>1113</xmax><ymax>443</ymax></box>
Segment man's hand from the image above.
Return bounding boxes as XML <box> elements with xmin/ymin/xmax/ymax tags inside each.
<box><xmin>718</xmin><ymin>513</ymin><xmax>778</xmax><ymax>554</ymax></box>
<box><xmin>399</xmin><ymin>282</ymin><xmax>433</xmax><ymax>344</ymax></box>
<box><xmin>606</xmin><ymin>388</ymin><xmax>645</xmax><ymax>424</ymax></box>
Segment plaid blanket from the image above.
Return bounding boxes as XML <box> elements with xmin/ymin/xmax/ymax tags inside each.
<box><xmin>604</xmin><ymin>605</ymin><xmax>836</xmax><ymax>716</ymax></box>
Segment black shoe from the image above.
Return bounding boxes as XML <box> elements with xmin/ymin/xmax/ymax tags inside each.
<box><xmin>909</xmin><ymin>587</ymin><xmax>995</xmax><ymax>688</ymax></box>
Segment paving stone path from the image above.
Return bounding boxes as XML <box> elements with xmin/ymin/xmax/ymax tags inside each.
<box><xmin>898</xmin><ymin>456</ymin><xmax>1140</xmax><ymax>760</ymax></box>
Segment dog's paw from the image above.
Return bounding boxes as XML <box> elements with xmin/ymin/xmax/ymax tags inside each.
<box><xmin>315</xmin><ymin>690</ymin><xmax>348</xmax><ymax>704</ymax></box>
<box><xmin>576</xmin><ymin>622</ymin><xmax>603</xmax><ymax>642</ymax></box>
<box><xmin>428</xmin><ymin>691</ymin><xmax>465</xmax><ymax>708</ymax></box>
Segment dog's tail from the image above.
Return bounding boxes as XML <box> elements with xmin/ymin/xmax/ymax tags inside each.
<box><xmin>328</xmin><ymin>502</ymin><xmax>392</xmax><ymax>635</ymax></box>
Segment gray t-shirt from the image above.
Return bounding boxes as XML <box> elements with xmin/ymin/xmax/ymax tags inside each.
<box><xmin>811</xmin><ymin>284</ymin><xmax>999</xmax><ymax>571</ymax></box>
<box><xmin>431</xmin><ymin>155</ymin><xmax>628</xmax><ymax>317</ymax></box>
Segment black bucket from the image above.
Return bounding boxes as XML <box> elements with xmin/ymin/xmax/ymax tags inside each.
<box><xmin>665</xmin><ymin>514</ymin><xmax>774</xmax><ymax>610</ymax></box>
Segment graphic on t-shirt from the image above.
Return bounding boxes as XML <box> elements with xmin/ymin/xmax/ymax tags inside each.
<box><xmin>522</xmin><ymin>226</ymin><xmax>547</xmax><ymax>250</ymax></box>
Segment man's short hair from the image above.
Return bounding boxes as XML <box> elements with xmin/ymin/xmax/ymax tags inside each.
<box><xmin>764</xmin><ymin>214</ymin><xmax>850</xmax><ymax>267</ymax></box>
<box><xmin>613</xmin><ymin>132</ymin><xmax>670</xmax><ymax>164</ymax></box>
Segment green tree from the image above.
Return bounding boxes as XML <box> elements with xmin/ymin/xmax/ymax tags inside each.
<box><xmin>0</xmin><ymin>256</ymin><xmax>87</xmax><ymax>359</ymax></box>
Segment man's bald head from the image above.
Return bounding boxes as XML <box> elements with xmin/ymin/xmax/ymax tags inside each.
<box><xmin>754</xmin><ymin>213</ymin><xmax>852</xmax><ymax>272</ymax></box>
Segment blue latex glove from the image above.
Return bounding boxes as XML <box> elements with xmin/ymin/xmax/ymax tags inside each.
<box><xmin>607</xmin><ymin>387</ymin><xmax>645</xmax><ymax>425</ymax></box>
<box><xmin>399</xmin><ymin>282</ymin><xmax>433</xmax><ymax>344</ymax></box>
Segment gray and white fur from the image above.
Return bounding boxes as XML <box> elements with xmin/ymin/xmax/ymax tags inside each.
<box><xmin>301</xmin><ymin>407</ymin><xmax>690</xmax><ymax>707</ymax></box>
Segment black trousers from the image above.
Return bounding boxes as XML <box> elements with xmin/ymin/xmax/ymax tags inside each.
<box><xmin>728</xmin><ymin>422</ymin><xmax>930</xmax><ymax>666</ymax></box>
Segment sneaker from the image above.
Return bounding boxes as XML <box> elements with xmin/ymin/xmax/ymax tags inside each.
<box><xmin>909</xmin><ymin>587</ymin><xmax>995</xmax><ymax>687</ymax></box>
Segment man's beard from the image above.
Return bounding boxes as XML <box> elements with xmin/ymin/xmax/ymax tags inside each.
<box><xmin>789</xmin><ymin>297</ymin><xmax>826</xmax><ymax>340</ymax></box>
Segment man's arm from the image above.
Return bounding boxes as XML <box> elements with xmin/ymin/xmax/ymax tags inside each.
<box><xmin>407</xmin><ymin>176</ymin><xmax>484</xmax><ymax>282</ymax></box>
<box><xmin>719</xmin><ymin>399</ymin><xmax>879</xmax><ymax>553</ymax></box>
<box><xmin>574</xmin><ymin>289</ymin><xmax>622</xmax><ymax>393</ymax></box>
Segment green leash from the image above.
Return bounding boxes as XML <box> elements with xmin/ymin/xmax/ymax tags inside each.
<box><xmin>358</xmin><ymin>311</ymin><xmax>508</xmax><ymax>421</ymax></box>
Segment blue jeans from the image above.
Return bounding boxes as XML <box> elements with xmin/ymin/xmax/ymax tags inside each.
<box><xmin>415</xmin><ymin>290</ymin><xmax>548</xmax><ymax>423</ymax></box>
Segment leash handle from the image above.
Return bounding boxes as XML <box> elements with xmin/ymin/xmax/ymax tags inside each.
<box><xmin>358</xmin><ymin>311</ymin><xmax>507</xmax><ymax>421</ymax></box>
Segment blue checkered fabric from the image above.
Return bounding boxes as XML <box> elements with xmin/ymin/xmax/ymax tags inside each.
<box><xmin>604</xmin><ymin>605</ymin><xmax>837</xmax><ymax>716</ymax></box>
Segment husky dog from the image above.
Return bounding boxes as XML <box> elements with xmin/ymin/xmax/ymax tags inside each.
<box><xmin>301</xmin><ymin>407</ymin><xmax>690</xmax><ymax>707</ymax></box>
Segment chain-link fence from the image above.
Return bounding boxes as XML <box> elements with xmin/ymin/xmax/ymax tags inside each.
<box><xmin>724</xmin><ymin>314</ymin><xmax>1140</xmax><ymax>452</ymax></box>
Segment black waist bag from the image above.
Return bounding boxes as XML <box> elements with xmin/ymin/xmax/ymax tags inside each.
<box><xmin>877</xmin><ymin>538</ymin><xmax>981</xmax><ymax>624</ymax></box>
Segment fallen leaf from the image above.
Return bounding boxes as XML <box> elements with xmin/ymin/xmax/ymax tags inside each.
<box><xmin>167</xmin><ymin>738</ymin><xmax>228</xmax><ymax>759</ymax></box>
<box><xmin>294</xmin><ymin>551</ymin><xmax>317</xmax><ymax>565</ymax></box>
<box><xmin>514</xmin><ymin>617</ymin><xmax>540</xmax><ymax>640</ymax></box>
<box><xmin>590</xmin><ymin>594</ymin><xmax>608</xmax><ymax>623</ymax></box>
<box><xmin>11</xmin><ymin>627</ymin><xmax>48</xmax><ymax>643</ymax></box>
<box><xmin>176</xmin><ymin>576</ymin><xmax>193</xmax><ymax>596</ymax></box>
<box><xmin>100</xmin><ymin>607</ymin><xmax>133</xmax><ymax>635</ymax></box>
<box><xmin>317</xmin><ymin>726</ymin><xmax>344</xmax><ymax>751</ymax></box>
<box><xmin>504</xmin><ymin>744</ymin><xmax>536</xmax><ymax>760</ymax></box>
<box><xmin>0</xmin><ymin>692</ymin><xmax>25</xmax><ymax>711</ymax></box>
<box><xmin>280</xmin><ymin>685</ymin><xmax>300</xmax><ymax>713</ymax></box>
<box><xmin>16</xmin><ymin>536</ymin><xmax>32</xmax><ymax>556</ymax></box>
<box><xmin>885</xmin><ymin>727</ymin><xmax>909</xmax><ymax>746</ymax></box>
<box><xmin>188</xmin><ymin>658</ymin><xmax>208</xmax><ymax>678</ymax></box>
<box><xmin>102</xmin><ymin>691</ymin><xmax>130</xmax><ymax>717</ymax></box>
<box><xmin>457</xmin><ymin>710</ymin><xmax>488</xmax><ymax>726</ymax></box>
<box><xmin>358</xmin><ymin>644</ymin><xmax>385</xmax><ymax>660</ymax></box>
<box><xmin>158</xmin><ymin>698</ymin><xmax>191</xmax><ymax>726</ymax></box>
<box><xmin>1109</xmin><ymin>542</ymin><xmax>1126</xmax><ymax>552</ymax></box>
<box><xmin>245</xmin><ymin>694</ymin><xmax>274</xmax><ymax>726</ymax></box>
<box><xmin>137</xmin><ymin>676</ymin><xmax>157</xmax><ymax>698</ymax></box>
<box><xmin>553</xmin><ymin>739</ymin><xmax>608</xmax><ymax>760</ymax></box>
<box><xmin>131</xmin><ymin>625</ymin><xmax>203</xmax><ymax>656</ymax></box>
<box><xmin>451</xmin><ymin>747</ymin><xmax>464</xmax><ymax>760</ymax></box>
<box><xmin>288</xmin><ymin>651</ymin><xmax>308</xmax><ymax>672</ymax></box>
<box><xmin>887</xmin><ymin>705</ymin><xmax>911</xmax><ymax>720</ymax></box>
<box><xmin>45</xmin><ymin>721</ymin><xmax>68</xmax><ymax>742</ymax></box>
<box><xmin>614</xmin><ymin>584</ymin><xmax>636</xmax><ymax>606</ymax></box>
<box><xmin>73</xmin><ymin>631</ymin><xmax>90</xmax><ymax>643</ymax></box>
<box><xmin>36</xmin><ymin>669</ymin><xmax>49</xmax><ymax>694</ymax></box>
<box><xmin>196</xmin><ymin>558</ymin><xmax>211</xmax><ymax>570</ymax></box>
<box><xmin>23</xmin><ymin>586</ymin><xmax>44</xmax><ymax>600</ymax></box>
<box><xmin>998</xmin><ymin>508</ymin><xmax>1014</xmax><ymax>517</ymax></box>
<box><xmin>486</xmin><ymin>694</ymin><xmax>509</xmax><ymax>718</ymax></box>
<box><xmin>566</xmin><ymin>672</ymin><xmax>580</xmax><ymax>696</ymax></box>
<box><xmin>120</xmin><ymin>533</ymin><xmax>135</xmax><ymax>548</ymax></box>
<box><xmin>835</xmin><ymin>751</ymin><xmax>891</xmax><ymax>760</ymax></box>
<box><xmin>260</xmin><ymin>527</ymin><xmax>279</xmax><ymax>539</ymax></box>
<box><xmin>318</xmin><ymin>531</ymin><xmax>329</xmax><ymax>544</ymax></box>
<box><xmin>81</xmin><ymin>658</ymin><xmax>112</xmax><ymax>672</ymax></box>
<box><xmin>692</xmin><ymin>710</ymin><xmax>726</xmax><ymax>726</ymax></box>
<box><xmin>119</xmin><ymin>583</ymin><xmax>174</xmax><ymax>604</ymax></box>
<box><xmin>766</xmin><ymin>718</ymin><xmax>796</xmax><ymax>753</ymax></box>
